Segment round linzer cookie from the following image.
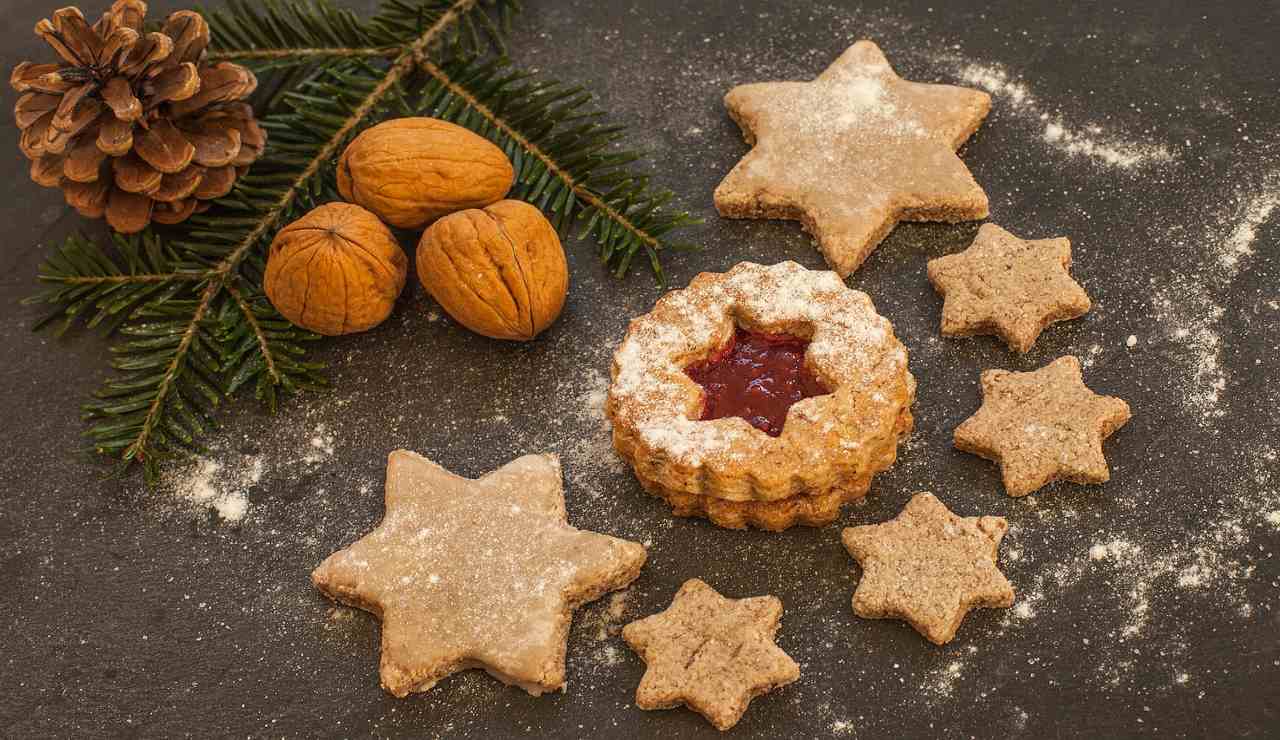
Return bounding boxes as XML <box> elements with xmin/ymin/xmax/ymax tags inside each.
<box><xmin>606</xmin><ymin>261</ymin><xmax>915</xmax><ymax>530</ymax></box>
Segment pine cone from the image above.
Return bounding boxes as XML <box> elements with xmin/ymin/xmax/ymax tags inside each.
<box><xmin>11</xmin><ymin>1</ymin><xmax>266</xmax><ymax>233</ymax></box>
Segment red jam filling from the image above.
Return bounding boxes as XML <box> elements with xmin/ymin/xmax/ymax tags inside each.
<box><xmin>684</xmin><ymin>328</ymin><xmax>831</xmax><ymax>437</ymax></box>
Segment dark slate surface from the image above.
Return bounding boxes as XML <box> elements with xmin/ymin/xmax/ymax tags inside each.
<box><xmin>2</xmin><ymin>0</ymin><xmax>1278</xmax><ymax>737</ymax></box>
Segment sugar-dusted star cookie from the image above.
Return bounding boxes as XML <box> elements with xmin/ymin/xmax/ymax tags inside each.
<box><xmin>622</xmin><ymin>578</ymin><xmax>800</xmax><ymax>731</ymax></box>
<box><xmin>927</xmin><ymin>223</ymin><xmax>1092</xmax><ymax>352</ymax></box>
<box><xmin>842</xmin><ymin>493</ymin><xmax>1014</xmax><ymax>645</ymax></box>
<box><xmin>312</xmin><ymin>450</ymin><xmax>647</xmax><ymax>697</ymax></box>
<box><xmin>954</xmin><ymin>356</ymin><xmax>1132</xmax><ymax>496</ymax></box>
<box><xmin>715</xmin><ymin>40</ymin><xmax>990</xmax><ymax>276</ymax></box>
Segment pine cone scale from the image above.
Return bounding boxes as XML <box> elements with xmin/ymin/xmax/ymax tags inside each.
<box><xmin>106</xmin><ymin>188</ymin><xmax>153</xmax><ymax>233</ymax></box>
<box><xmin>14</xmin><ymin>92</ymin><xmax>59</xmax><ymax>129</ymax></box>
<box><xmin>11</xmin><ymin>63</ymin><xmax>70</xmax><ymax>94</ymax></box>
<box><xmin>63</xmin><ymin>138</ymin><xmax>107</xmax><ymax>183</ymax></box>
<box><xmin>135</xmin><ymin>120</ymin><xmax>195</xmax><ymax>174</ymax></box>
<box><xmin>148</xmin><ymin>63</ymin><xmax>201</xmax><ymax>105</ymax></box>
<box><xmin>11</xmin><ymin>0</ymin><xmax>265</xmax><ymax>233</ymax></box>
<box><xmin>154</xmin><ymin>166</ymin><xmax>205</xmax><ymax>202</ymax></box>
<box><xmin>98</xmin><ymin>27</ymin><xmax>140</xmax><ymax>70</ymax></box>
<box><xmin>113</xmin><ymin>153</ymin><xmax>163</xmax><ymax>194</ymax></box>
<box><xmin>102</xmin><ymin>76</ymin><xmax>142</xmax><ymax>121</ymax></box>
<box><xmin>32</xmin><ymin>155</ymin><xmax>65</xmax><ymax>187</ymax></box>
<box><xmin>21</xmin><ymin>114</ymin><xmax>54</xmax><ymax>158</ymax></box>
<box><xmin>193</xmin><ymin>166</ymin><xmax>235</xmax><ymax>200</ymax></box>
<box><xmin>97</xmin><ymin>116</ymin><xmax>134</xmax><ymax>156</ymax></box>
<box><xmin>51</xmin><ymin>8</ymin><xmax>104</xmax><ymax>64</ymax></box>
<box><xmin>185</xmin><ymin>124</ymin><xmax>241</xmax><ymax>168</ymax></box>
<box><xmin>65</xmin><ymin>179</ymin><xmax>109</xmax><ymax>217</ymax></box>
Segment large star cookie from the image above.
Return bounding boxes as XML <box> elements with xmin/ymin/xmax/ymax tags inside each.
<box><xmin>955</xmin><ymin>356</ymin><xmax>1132</xmax><ymax>496</ymax></box>
<box><xmin>928</xmin><ymin>223</ymin><xmax>1092</xmax><ymax>352</ymax></box>
<box><xmin>842</xmin><ymin>493</ymin><xmax>1014</xmax><ymax>645</ymax></box>
<box><xmin>622</xmin><ymin>578</ymin><xmax>800</xmax><ymax>731</ymax></box>
<box><xmin>715</xmin><ymin>40</ymin><xmax>990</xmax><ymax>276</ymax></box>
<box><xmin>312</xmin><ymin>451</ymin><xmax>647</xmax><ymax>697</ymax></box>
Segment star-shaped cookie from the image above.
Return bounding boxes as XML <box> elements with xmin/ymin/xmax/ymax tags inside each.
<box><xmin>622</xmin><ymin>578</ymin><xmax>800</xmax><ymax>731</ymax></box>
<box><xmin>715</xmin><ymin>40</ymin><xmax>990</xmax><ymax>276</ymax></box>
<box><xmin>954</xmin><ymin>355</ymin><xmax>1132</xmax><ymax>496</ymax></box>
<box><xmin>928</xmin><ymin>223</ymin><xmax>1092</xmax><ymax>352</ymax></box>
<box><xmin>312</xmin><ymin>450</ymin><xmax>647</xmax><ymax>697</ymax></box>
<box><xmin>842</xmin><ymin>493</ymin><xmax>1014</xmax><ymax>645</ymax></box>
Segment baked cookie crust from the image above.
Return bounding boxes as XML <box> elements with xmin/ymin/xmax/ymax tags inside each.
<box><xmin>607</xmin><ymin>261</ymin><xmax>915</xmax><ymax>530</ymax></box>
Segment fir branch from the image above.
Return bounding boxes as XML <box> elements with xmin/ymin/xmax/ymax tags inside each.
<box><xmin>205</xmin><ymin>0</ymin><xmax>514</xmax><ymax>65</ymax></box>
<box><xmin>29</xmin><ymin>0</ymin><xmax>697</xmax><ymax>481</ymax></box>
<box><xmin>122</xmin><ymin>282</ymin><xmax>219</xmax><ymax>467</ymax></box>
<box><xmin>32</xmin><ymin>0</ymin><xmax>504</xmax><ymax>478</ymax></box>
<box><xmin>225</xmin><ymin>280</ymin><xmax>281</xmax><ymax>387</ymax></box>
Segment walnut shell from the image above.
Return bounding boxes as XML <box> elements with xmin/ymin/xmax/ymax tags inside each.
<box><xmin>264</xmin><ymin>203</ymin><xmax>408</xmax><ymax>335</ymax></box>
<box><xmin>417</xmin><ymin>200</ymin><xmax>568</xmax><ymax>341</ymax></box>
<box><xmin>337</xmin><ymin>118</ymin><xmax>514</xmax><ymax>229</ymax></box>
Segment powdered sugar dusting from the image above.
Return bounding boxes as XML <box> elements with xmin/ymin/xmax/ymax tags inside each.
<box><xmin>1152</xmin><ymin>171</ymin><xmax>1279</xmax><ymax>420</ymax></box>
<box><xmin>958</xmin><ymin>62</ymin><xmax>1174</xmax><ymax>169</ymax></box>
<box><xmin>609</xmin><ymin>261</ymin><xmax>907</xmax><ymax>469</ymax></box>
<box><xmin>162</xmin><ymin>453</ymin><xmax>264</xmax><ymax>523</ymax></box>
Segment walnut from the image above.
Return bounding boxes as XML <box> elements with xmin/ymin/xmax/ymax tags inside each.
<box><xmin>337</xmin><ymin>117</ymin><xmax>514</xmax><ymax>229</ymax></box>
<box><xmin>416</xmin><ymin>200</ymin><xmax>568</xmax><ymax>341</ymax></box>
<box><xmin>264</xmin><ymin>203</ymin><xmax>408</xmax><ymax>335</ymax></box>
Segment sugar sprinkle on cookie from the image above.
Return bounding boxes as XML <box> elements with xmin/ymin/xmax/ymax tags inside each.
<box><xmin>715</xmin><ymin>40</ymin><xmax>990</xmax><ymax>276</ymax></box>
<box><xmin>312</xmin><ymin>450</ymin><xmax>646</xmax><ymax>697</ymax></box>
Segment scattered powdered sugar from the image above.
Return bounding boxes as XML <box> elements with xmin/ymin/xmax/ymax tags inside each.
<box><xmin>305</xmin><ymin>425</ymin><xmax>337</xmax><ymax>463</ymax></box>
<box><xmin>162</xmin><ymin>453</ymin><xmax>264</xmax><ymax>523</ymax></box>
<box><xmin>922</xmin><ymin>646</ymin><xmax>979</xmax><ymax>700</ymax></box>
<box><xmin>1152</xmin><ymin>171</ymin><xmax>1279</xmax><ymax>421</ymax></box>
<box><xmin>957</xmin><ymin>62</ymin><xmax>1174</xmax><ymax>169</ymax></box>
<box><xmin>1215</xmin><ymin>177</ymin><xmax>1280</xmax><ymax>275</ymax></box>
<box><xmin>591</xmin><ymin>590</ymin><xmax>632</xmax><ymax>641</ymax></box>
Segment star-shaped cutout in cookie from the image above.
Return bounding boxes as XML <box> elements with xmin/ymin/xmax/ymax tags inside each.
<box><xmin>842</xmin><ymin>493</ymin><xmax>1014</xmax><ymax>645</ymax></box>
<box><xmin>954</xmin><ymin>355</ymin><xmax>1132</xmax><ymax>496</ymax></box>
<box><xmin>928</xmin><ymin>223</ymin><xmax>1092</xmax><ymax>352</ymax></box>
<box><xmin>715</xmin><ymin>40</ymin><xmax>991</xmax><ymax>276</ymax></box>
<box><xmin>622</xmin><ymin>578</ymin><xmax>800</xmax><ymax>731</ymax></box>
<box><xmin>312</xmin><ymin>451</ymin><xmax>647</xmax><ymax>697</ymax></box>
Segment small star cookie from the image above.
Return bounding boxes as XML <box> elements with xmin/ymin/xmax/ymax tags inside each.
<box><xmin>312</xmin><ymin>450</ymin><xmax>647</xmax><ymax>697</ymax></box>
<box><xmin>622</xmin><ymin>578</ymin><xmax>800</xmax><ymax>731</ymax></box>
<box><xmin>954</xmin><ymin>356</ymin><xmax>1132</xmax><ymax>496</ymax></box>
<box><xmin>715</xmin><ymin>40</ymin><xmax>990</xmax><ymax>276</ymax></box>
<box><xmin>927</xmin><ymin>223</ymin><xmax>1092</xmax><ymax>352</ymax></box>
<box><xmin>842</xmin><ymin>493</ymin><xmax>1014</xmax><ymax>645</ymax></box>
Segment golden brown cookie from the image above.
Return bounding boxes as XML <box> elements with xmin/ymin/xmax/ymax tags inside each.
<box><xmin>927</xmin><ymin>223</ymin><xmax>1092</xmax><ymax>352</ymax></box>
<box><xmin>312</xmin><ymin>451</ymin><xmax>647</xmax><ymax>697</ymax></box>
<box><xmin>622</xmin><ymin>579</ymin><xmax>800</xmax><ymax>731</ymax></box>
<box><xmin>842</xmin><ymin>493</ymin><xmax>1014</xmax><ymax>645</ymax></box>
<box><xmin>630</xmin><ymin>401</ymin><xmax>914</xmax><ymax>531</ymax></box>
<box><xmin>715</xmin><ymin>40</ymin><xmax>990</xmax><ymax>276</ymax></box>
<box><xmin>954</xmin><ymin>355</ymin><xmax>1132</xmax><ymax>497</ymax></box>
<box><xmin>607</xmin><ymin>261</ymin><xmax>915</xmax><ymax>531</ymax></box>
